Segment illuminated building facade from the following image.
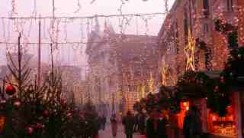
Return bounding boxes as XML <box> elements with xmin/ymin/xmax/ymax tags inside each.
<box><xmin>158</xmin><ymin>0</ymin><xmax>244</xmax><ymax>137</ymax></box>
<box><xmin>86</xmin><ymin>19</ymin><xmax>117</xmax><ymax>116</ymax></box>
<box><xmin>108</xmin><ymin>34</ymin><xmax>160</xmax><ymax>112</ymax></box>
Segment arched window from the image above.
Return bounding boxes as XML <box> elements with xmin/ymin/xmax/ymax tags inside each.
<box><xmin>203</xmin><ymin>0</ymin><xmax>209</xmax><ymax>17</ymax></box>
<box><xmin>227</xmin><ymin>0</ymin><xmax>234</xmax><ymax>12</ymax></box>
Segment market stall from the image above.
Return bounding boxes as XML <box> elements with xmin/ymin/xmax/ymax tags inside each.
<box><xmin>207</xmin><ymin>94</ymin><xmax>237</xmax><ymax>137</ymax></box>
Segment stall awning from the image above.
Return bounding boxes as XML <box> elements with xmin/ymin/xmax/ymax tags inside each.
<box><xmin>204</xmin><ymin>71</ymin><xmax>222</xmax><ymax>79</ymax></box>
<box><xmin>204</xmin><ymin>71</ymin><xmax>244</xmax><ymax>90</ymax></box>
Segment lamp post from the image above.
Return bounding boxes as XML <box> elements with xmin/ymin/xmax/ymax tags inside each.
<box><xmin>112</xmin><ymin>93</ymin><xmax>115</xmax><ymax>114</ymax></box>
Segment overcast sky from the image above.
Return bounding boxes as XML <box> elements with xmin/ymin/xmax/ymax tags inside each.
<box><xmin>0</xmin><ymin>0</ymin><xmax>173</xmax><ymax>16</ymax></box>
<box><xmin>0</xmin><ymin>0</ymin><xmax>174</xmax><ymax>33</ymax></box>
<box><xmin>0</xmin><ymin>0</ymin><xmax>175</xmax><ymax>67</ymax></box>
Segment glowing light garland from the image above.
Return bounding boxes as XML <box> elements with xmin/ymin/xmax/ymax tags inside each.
<box><xmin>184</xmin><ymin>28</ymin><xmax>196</xmax><ymax>71</ymax></box>
<box><xmin>0</xmin><ymin>13</ymin><xmax>166</xmax><ymax>20</ymax></box>
<box><xmin>161</xmin><ymin>64</ymin><xmax>168</xmax><ymax>86</ymax></box>
<box><xmin>74</xmin><ymin>0</ymin><xmax>82</xmax><ymax>13</ymax></box>
<box><xmin>141</xmin><ymin>84</ymin><xmax>145</xmax><ymax>98</ymax></box>
<box><xmin>0</xmin><ymin>13</ymin><xmax>165</xmax><ymax>46</ymax></box>
<box><xmin>148</xmin><ymin>72</ymin><xmax>155</xmax><ymax>93</ymax></box>
<box><xmin>11</xmin><ymin>0</ymin><xmax>17</xmax><ymax>16</ymax></box>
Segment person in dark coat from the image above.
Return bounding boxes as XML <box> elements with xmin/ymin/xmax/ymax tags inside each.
<box><xmin>110</xmin><ymin>114</ymin><xmax>118</xmax><ymax>137</ymax></box>
<box><xmin>122</xmin><ymin>111</ymin><xmax>134</xmax><ymax>138</ymax></box>
<box><xmin>156</xmin><ymin>112</ymin><xmax>168</xmax><ymax>138</ymax></box>
<box><xmin>145</xmin><ymin>112</ymin><xmax>156</xmax><ymax>138</ymax></box>
<box><xmin>183</xmin><ymin>105</ymin><xmax>202</xmax><ymax>138</ymax></box>
<box><xmin>101</xmin><ymin>115</ymin><xmax>106</xmax><ymax>130</ymax></box>
<box><xmin>133</xmin><ymin>113</ymin><xmax>139</xmax><ymax>132</ymax></box>
<box><xmin>138</xmin><ymin>112</ymin><xmax>146</xmax><ymax>135</ymax></box>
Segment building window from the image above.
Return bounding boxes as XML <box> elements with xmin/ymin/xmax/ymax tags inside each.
<box><xmin>203</xmin><ymin>23</ymin><xmax>209</xmax><ymax>35</ymax></box>
<box><xmin>184</xmin><ymin>6</ymin><xmax>188</xmax><ymax>44</ymax></box>
<box><xmin>228</xmin><ymin>30</ymin><xmax>238</xmax><ymax>48</ymax></box>
<box><xmin>184</xmin><ymin>19</ymin><xmax>188</xmax><ymax>44</ymax></box>
<box><xmin>175</xmin><ymin>22</ymin><xmax>179</xmax><ymax>54</ymax></box>
<box><xmin>227</xmin><ymin>0</ymin><xmax>233</xmax><ymax>11</ymax></box>
<box><xmin>203</xmin><ymin>0</ymin><xmax>209</xmax><ymax>17</ymax></box>
<box><xmin>184</xmin><ymin>18</ymin><xmax>188</xmax><ymax>44</ymax></box>
<box><xmin>192</xmin><ymin>0</ymin><xmax>197</xmax><ymax>25</ymax></box>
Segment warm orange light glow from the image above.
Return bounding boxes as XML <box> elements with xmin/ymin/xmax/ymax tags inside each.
<box><xmin>212</xmin><ymin>115</ymin><xmax>217</xmax><ymax>121</ymax></box>
<box><xmin>228</xmin><ymin>115</ymin><xmax>234</xmax><ymax>121</ymax></box>
<box><xmin>186</xmin><ymin>106</ymin><xmax>189</xmax><ymax>111</ymax></box>
<box><xmin>208</xmin><ymin>101</ymin><xmax>236</xmax><ymax>137</ymax></box>
<box><xmin>181</xmin><ymin>101</ymin><xmax>189</xmax><ymax>110</ymax></box>
<box><xmin>161</xmin><ymin>64</ymin><xmax>168</xmax><ymax>86</ymax></box>
<box><xmin>177</xmin><ymin>101</ymin><xmax>190</xmax><ymax>129</ymax></box>
<box><xmin>183</xmin><ymin>102</ymin><xmax>188</xmax><ymax>107</ymax></box>
<box><xmin>0</xmin><ymin>116</ymin><xmax>5</xmax><ymax>132</ymax></box>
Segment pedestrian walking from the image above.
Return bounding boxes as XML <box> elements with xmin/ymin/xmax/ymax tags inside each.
<box><xmin>98</xmin><ymin>115</ymin><xmax>102</xmax><ymax>130</ymax></box>
<box><xmin>122</xmin><ymin>111</ymin><xmax>134</xmax><ymax>138</ymax></box>
<box><xmin>133</xmin><ymin>113</ymin><xmax>139</xmax><ymax>132</ymax></box>
<box><xmin>110</xmin><ymin>114</ymin><xmax>118</xmax><ymax>137</ymax></box>
<box><xmin>183</xmin><ymin>105</ymin><xmax>202</xmax><ymax>138</ymax></box>
<box><xmin>145</xmin><ymin>112</ymin><xmax>156</xmax><ymax>138</ymax></box>
<box><xmin>101</xmin><ymin>115</ymin><xmax>106</xmax><ymax>130</ymax></box>
<box><xmin>156</xmin><ymin>111</ymin><xmax>168</xmax><ymax>138</ymax></box>
<box><xmin>138</xmin><ymin>112</ymin><xmax>146</xmax><ymax>135</ymax></box>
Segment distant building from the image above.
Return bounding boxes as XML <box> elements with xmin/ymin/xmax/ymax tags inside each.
<box><xmin>86</xmin><ymin>19</ymin><xmax>160</xmax><ymax>113</ymax></box>
<box><xmin>0</xmin><ymin>65</ymin><xmax>8</xmax><ymax>79</ymax></box>
<box><xmin>86</xmin><ymin>19</ymin><xmax>118</xmax><ymax>115</ymax></box>
<box><xmin>108</xmin><ymin>34</ymin><xmax>160</xmax><ymax>112</ymax></box>
<box><xmin>58</xmin><ymin>65</ymin><xmax>82</xmax><ymax>102</ymax></box>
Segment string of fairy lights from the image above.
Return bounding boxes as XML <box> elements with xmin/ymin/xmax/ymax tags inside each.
<box><xmin>1</xmin><ymin>0</ymin><xmax>168</xmax><ymax>42</ymax></box>
<box><xmin>0</xmin><ymin>0</ymin><xmax>170</xmax><ymax>105</ymax></box>
<box><xmin>0</xmin><ymin>0</ymin><xmax>169</xmax><ymax>65</ymax></box>
<box><xmin>0</xmin><ymin>13</ymin><xmax>166</xmax><ymax>45</ymax></box>
<box><xmin>0</xmin><ymin>13</ymin><xmax>167</xmax><ymax>64</ymax></box>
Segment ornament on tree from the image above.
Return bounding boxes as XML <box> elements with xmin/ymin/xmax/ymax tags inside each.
<box><xmin>67</xmin><ymin>112</ymin><xmax>72</xmax><ymax>118</ymax></box>
<box><xmin>214</xmin><ymin>86</ymin><xmax>219</xmax><ymax>92</ymax></box>
<box><xmin>0</xmin><ymin>100</ymin><xmax>6</xmax><ymax>110</ymax></box>
<box><xmin>35</xmin><ymin>123</ymin><xmax>44</xmax><ymax>129</ymax></box>
<box><xmin>0</xmin><ymin>100</ymin><xmax>6</xmax><ymax>104</ymax></box>
<box><xmin>5</xmin><ymin>85</ymin><xmax>16</xmax><ymax>96</ymax></box>
<box><xmin>43</xmin><ymin>110</ymin><xmax>49</xmax><ymax>118</ymax></box>
<box><xmin>13</xmin><ymin>100</ymin><xmax>21</xmax><ymax>108</ymax></box>
<box><xmin>220</xmin><ymin>76</ymin><xmax>225</xmax><ymax>83</ymax></box>
<box><xmin>60</xmin><ymin>98</ymin><xmax>67</xmax><ymax>106</ymax></box>
<box><xmin>26</xmin><ymin>126</ymin><xmax>34</xmax><ymax>135</ymax></box>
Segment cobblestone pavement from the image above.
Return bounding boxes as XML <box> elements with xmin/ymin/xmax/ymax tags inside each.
<box><xmin>99</xmin><ymin>123</ymin><xmax>144</xmax><ymax>138</ymax></box>
<box><xmin>99</xmin><ymin>124</ymin><xmax>222</xmax><ymax>138</ymax></box>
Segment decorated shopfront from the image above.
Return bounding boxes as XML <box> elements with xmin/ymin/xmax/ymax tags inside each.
<box><xmin>207</xmin><ymin>93</ymin><xmax>237</xmax><ymax>137</ymax></box>
<box><xmin>175</xmin><ymin>71</ymin><xmax>211</xmax><ymax>129</ymax></box>
<box><xmin>175</xmin><ymin>69</ymin><xmax>241</xmax><ymax>137</ymax></box>
<box><xmin>240</xmin><ymin>92</ymin><xmax>244</xmax><ymax>137</ymax></box>
<box><xmin>205</xmin><ymin>47</ymin><xmax>244</xmax><ymax>137</ymax></box>
<box><xmin>133</xmin><ymin>47</ymin><xmax>244</xmax><ymax>137</ymax></box>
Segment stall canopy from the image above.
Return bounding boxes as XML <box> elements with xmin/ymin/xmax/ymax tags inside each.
<box><xmin>205</xmin><ymin>71</ymin><xmax>244</xmax><ymax>90</ymax></box>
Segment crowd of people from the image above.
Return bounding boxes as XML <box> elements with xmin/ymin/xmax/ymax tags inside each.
<box><xmin>96</xmin><ymin>105</ymin><xmax>202</xmax><ymax>138</ymax></box>
<box><xmin>107</xmin><ymin>110</ymin><xmax>168</xmax><ymax>138</ymax></box>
